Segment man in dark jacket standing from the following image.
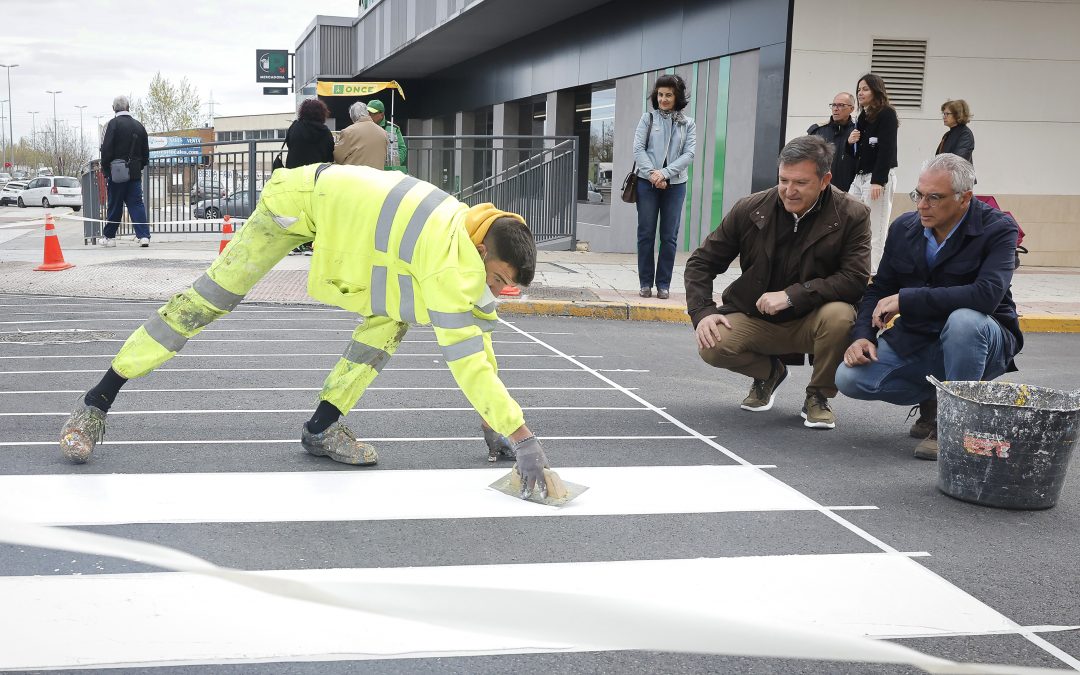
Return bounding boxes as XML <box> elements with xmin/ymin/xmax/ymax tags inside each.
<box><xmin>808</xmin><ymin>92</ymin><xmax>857</xmax><ymax>191</ymax></box>
<box><xmin>836</xmin><ymin>154</ymin><xmax>1023</xmax><ymax>460</ymax></box>
<box><xmin>100</xmin><ymin>95</ymin><xmax>151</xmax><ymax>247</ymax></box>
<box><xmin>685</xmin><ymin>136</ymin><xmax>871</xmax><ymax>430</ymax></box>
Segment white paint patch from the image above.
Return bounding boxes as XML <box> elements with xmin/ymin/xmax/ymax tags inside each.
<box><xmin>0</xmin><ymin>553</ymin><xmax>1023</xmax><ymax>670</ymax></box>
<box><xmin>4</xmin><ymin>405</ymin><xmax>650</xmax><ymax>417</ymax></box>
<box><xmin>0</xmin><ymin>466</ymin><xmax>816</xmax><ymax>526</ymax></box>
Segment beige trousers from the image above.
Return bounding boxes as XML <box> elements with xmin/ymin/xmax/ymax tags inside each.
<box><xmin>698</xmin><ymin>302</ymin><xmax>856</xmax><ymax>397</ymax></box>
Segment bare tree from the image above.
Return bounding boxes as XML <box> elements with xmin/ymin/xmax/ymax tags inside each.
<box><xmin>131</xmin><ymin>72</ymin><xmax>202</xmax><ymax>133</ymax></box>
<box><xmin>13</xmin><ymin>124</ymin><xmax>93</xmax><ymax>176</ymax></box>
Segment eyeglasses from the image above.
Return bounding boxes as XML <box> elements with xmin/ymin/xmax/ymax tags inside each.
<box><xmin>942</xmin><ymin>112</ymin><xmax>955</xmax><ymax>118</ymax></box>
<box><xmin>828</xmin><ymin>103</ymin><xmax>852</xmax><ymax>109</ymax></box>
<box><xmin>909</xmin><ymin>189</ymin><xmax>960</xmax><ymax>207</ymax></box>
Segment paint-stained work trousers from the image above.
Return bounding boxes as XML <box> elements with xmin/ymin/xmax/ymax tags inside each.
<box><xmin>110</xmin><ymin>202</ymin><xmax>409</xmax><ymax>415</ymax></box>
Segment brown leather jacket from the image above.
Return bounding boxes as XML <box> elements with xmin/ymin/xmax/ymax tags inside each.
<box><xmin>684</xmin><ymin>185</ymin><xmax>871</xmax><ymax>327</ymax></box>
<box><xmin>333</xmin><ymin>118</ymin><xmax>388</xmax><ymax>169</ymax></box>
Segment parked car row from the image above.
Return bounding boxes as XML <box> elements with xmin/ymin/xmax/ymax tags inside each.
<box><xmin>0</xmin><ymin>176</ymin><xmax>82</xmax><ymax>211</ymax></box>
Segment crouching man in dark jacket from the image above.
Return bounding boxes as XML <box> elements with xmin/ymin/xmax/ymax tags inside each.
<box><xmin>835</xmin><ymin>153</ymin><xmax>1023</xmax><ymax>460</ymax></box>
<box><xmin>685</xmin><ymin>136</ymin><xmax>871</xmax><ymax>430</ymax></box>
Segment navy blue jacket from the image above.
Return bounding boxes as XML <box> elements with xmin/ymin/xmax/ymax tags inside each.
<box><xmin>852</xmin><ymin>198</ymin><xmax>1023</xmax><ymax>364</ymax></box>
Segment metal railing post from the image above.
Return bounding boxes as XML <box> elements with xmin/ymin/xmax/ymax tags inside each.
<box><xmin>247</xmin><ymin>140</ymin><xmax>257</xmax><ymax>226</ymax></box>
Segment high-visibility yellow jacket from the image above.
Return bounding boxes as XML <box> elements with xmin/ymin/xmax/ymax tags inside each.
<box><xmin>261</xmin><ymin>164</ymin><xmax>525</xmax><ymax>437</ymax></box>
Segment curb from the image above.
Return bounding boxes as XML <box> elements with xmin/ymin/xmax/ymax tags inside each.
<box><xmin>497</xmin><ymin>299</ymin><xmax>685</xmax><ymax>324</ymax></box>
<box><xmin>499</xmin><ymin>299</ymin><xmax>1080</xmax><ymax>333</ymax></box>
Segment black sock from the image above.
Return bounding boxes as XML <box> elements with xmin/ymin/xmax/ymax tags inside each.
<box><xmin>84</xmin><ymin>368</ymin><xmax>128</xmax><ymax>412</ymax></box>
<box><xmin>306</xmin><ymin>400</ymin><xmax>342</xmax><ymax>434</ymax></box>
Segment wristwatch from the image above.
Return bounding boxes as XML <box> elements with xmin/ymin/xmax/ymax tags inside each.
<box><xmin>785</xmin><ymin>294</ymin><xmax>794</xmax><ymax>308</ymax></box>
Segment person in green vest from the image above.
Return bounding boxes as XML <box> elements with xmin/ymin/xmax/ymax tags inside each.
<box><xmin>367</xmin><ymin>99</ymin><xmax>407</xmax><ymax>173</ymax></box>
<box><xmin>59</xmin><ymin>163</ymin><xmax>556</xmax><ymax>500</ymax></box>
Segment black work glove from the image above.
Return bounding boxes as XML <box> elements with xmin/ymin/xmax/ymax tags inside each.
<box><xmin>483</xmin><ymin>426</ymin><xmax>515</xmax><ymax>462</ymax></box>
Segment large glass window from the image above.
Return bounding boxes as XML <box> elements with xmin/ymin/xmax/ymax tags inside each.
<box><xmin>578</xmin><ymin>83</ymin><xmax>615</xmax><ymax>200</ymax></box>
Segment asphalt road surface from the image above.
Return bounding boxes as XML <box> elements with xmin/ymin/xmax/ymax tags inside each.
<box><xmin>0</xmin><ymin>293</ymin><xmax>1077</xmax><ymax>674</ymax></box>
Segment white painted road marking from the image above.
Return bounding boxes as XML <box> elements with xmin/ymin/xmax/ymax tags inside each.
<box><xmin>0</xmin><ymin>553</ymin><xmax>1028</xmax><ymax>670</ymax></box>
<box><xmin>0</xmin><ymin>465</ymin><xmax>819</xmax><ymax>526</ymax></box>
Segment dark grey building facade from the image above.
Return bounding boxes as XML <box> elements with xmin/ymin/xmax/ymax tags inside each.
<box><xmin>295</xmin><ymin>0</ymin><xmax>792</xmax><ymax>253</ymax></box>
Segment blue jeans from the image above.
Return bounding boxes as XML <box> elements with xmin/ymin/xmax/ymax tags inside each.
<box><xmin>636</xmin><ymin>177</ymin><xmax>686</xmax><ymax>290</ymax></box>
<box><xmin>105</xmin><ymin>178</ymin><xmax>150</xmax><ymax>240</ymax></box>
<box><xmin>835</xmin><ymin>309</ymin><xmax>1010</xmax><ymax>406</ymax></box>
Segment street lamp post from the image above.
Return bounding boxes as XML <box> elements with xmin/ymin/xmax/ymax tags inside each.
<box><xmin>75</xmin><ymin>104</ymin><xmax>87</xmax><ymax>161</ymax></box>
<box><xmin>27</xmin><ymin>110</ymin><xmax>38</xmax><ymax>147</ymax></box>
<box><xmin>93</xmin><ymin>114</ymin><xmax>105</xmax><ymax>152</ymax></box>
<box><xmin>46</xmin><ymin>90</ymin><xmax>61</xmax><ymax>170</ymax></box>
<box><xmin>0</xmin><ymin>64</ymin><xmax>17</xmax><ymax>171</ymax></box>
<box><xmin>0</xmin><ymin>100</ymin><xmax>7</xmax><ymax>168</ymax></box>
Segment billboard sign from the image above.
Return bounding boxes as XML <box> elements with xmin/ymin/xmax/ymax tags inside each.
<box><xmin>149</xmin><ymin>136</ymin><xmax>203</xmax><ymax>164</ymax></box>
<box><xmin>256</xmin><ymin>50</ymin><xmax>289</xmax><ymax>83</ymax></box>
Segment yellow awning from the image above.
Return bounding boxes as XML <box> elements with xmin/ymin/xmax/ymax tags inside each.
<box><xmin>316</xmin><ymin>80</ymin><xmax>405</xmax><ymax>99</ymax></box>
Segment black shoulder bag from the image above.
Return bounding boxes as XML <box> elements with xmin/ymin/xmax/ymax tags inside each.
<box><xmin>621</xmin><ymin>112</ymin><xmax>652</xmax><ymax>204</ymax></box>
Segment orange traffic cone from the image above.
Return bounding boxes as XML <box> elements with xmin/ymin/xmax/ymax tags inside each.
<box><xmin>499</xmin><ymin>286</ymin><xmax>520</xmax><ymax>297</ymax></box>
<box><xmin>35</xmin><ymin>214</ymin><xmax>74</xmax><ymax>272</ymax></box>
<box><xmin>219</xmin><ymin>215</ymin><xmax>233</xmax><ymax>253</ymax></box>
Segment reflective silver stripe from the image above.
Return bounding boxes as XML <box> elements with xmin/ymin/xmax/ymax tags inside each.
<box><xmin>374</xmin><ymin>176</ymin><xmax>419</xmax><ymax>252</ymax></box>
<box><xmin>342</xmin><ymin>340</ymin><xmax>391</xmax><ymax>371</ymax></box>
<box><xmin>399</xmin><ymin>187</ymin><xmax>449</xmax><ymax>264</ymax></box>
<box><xmin>370</xmin><ymin>266</ymin><xmax>388</xmax><ymax>317</ymax></box>
<box><xmin>475</xmin><ymin>301</ymin><xmax>496</xmax><ymax>314</ymax></box>
<box><xmin>314</xmin><ymin>162</ymin><xmax>332</xmax><ymax>183</ymax></box>
<box><xmin>193</xmin><ymin>273</ymin><xmax>244</xmax><ymax>311</ymax></box>
<box><xmin>440</xmin><ymin>334</ymin><xmax>485</xmax><ymax>362</ymax></box>
<box><xmin>398</xmin><ymin>274</ymin><xmax>416</xmax><ymax>324</ymax></box>
<box><xmin>429</xmin><ymin>310</ymin><xmax>496</xmax><ymax>333</ymax></box>
<box><xmin>143</xmin><ymin>315</ymin><xmax>188</xmax><ymax>352</ymax></box>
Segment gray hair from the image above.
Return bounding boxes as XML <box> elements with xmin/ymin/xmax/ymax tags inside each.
<box><xmin>838</xmin><ymin>91</ymin><xmax>855</xmax><ymax>107</ymax></box>
<box><xmin>348</xmin><ymin>101</ymin><xmax>371</xmax><ymax>123</ymax></box>
<box><xmin>778</xmin><ymin>135</ymin><xmax>834</xmax><ymax>179</ymax></box>
<box><xmin>922</xmin><ymin>153</ymin><xmax>976</xmax><ymax>193</ymax></box>
<box><xmin>111</xmin><ymin>95</ymin><xmax>130</xmax><ymax>113</ymax></box>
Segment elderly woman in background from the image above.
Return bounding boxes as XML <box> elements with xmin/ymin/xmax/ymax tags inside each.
<box><xmin>937</xmin><ymin>99</ymin><xmax>975</xmax><ymax>164</ymax></box>
<box><xmin>847</xmin><ymin>73</ymin><xmax>899</xmax><ymax>271</ymax></box>
<box><xmin>633</xmin><ymin>74</ymin><xmax>696</xmax><ymax>300</ymax></box>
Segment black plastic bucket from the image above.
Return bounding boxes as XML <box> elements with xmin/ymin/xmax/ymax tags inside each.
<box><xmin>930</xmin><ymin>376</ymin><xmax>1080</xmax><ymax>509</ymax></box>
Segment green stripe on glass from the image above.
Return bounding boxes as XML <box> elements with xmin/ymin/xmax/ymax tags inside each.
<box><xmin>682</xmin><ymin>62</ymin><xmax>698</xmax><ymax>252</ymax></box>
<box><xmin>712</xmin><ymin>56</ymin><xmax>731</xmax><ymax>233</ymax></box>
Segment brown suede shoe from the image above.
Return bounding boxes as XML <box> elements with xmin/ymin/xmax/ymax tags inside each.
<box><xmin>914</xmin><ymin>430</ymin><xmax>939</xmax><ymax>460</ymax></box>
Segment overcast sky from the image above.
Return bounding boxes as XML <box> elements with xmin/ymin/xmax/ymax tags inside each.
<box><xmin>0</xmin><ymin>0</ymin><xmax>358</xmax><ymax>144</ymax></box>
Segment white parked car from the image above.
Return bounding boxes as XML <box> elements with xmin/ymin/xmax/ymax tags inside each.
<box><xmin>0</xmin><ymin>180</ymin><xmax>28</xmax><ymax>206</ymax></box>
<box><xmin>17</xmin><ymin>176</ymin><xmax>81</xmax><ymax>211</ymax></box>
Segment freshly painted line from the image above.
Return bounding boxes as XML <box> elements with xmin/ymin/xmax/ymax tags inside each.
<box><xmin>0</xmin><ymin>367</ymin><xmax>608</xmax><ymax>374</ymax></box>
<box><xmin>884</xmin><ymin>626</ymin><xmax>1080</xmax><ymax>640</ymax></box>
<box><xmin>0</xmin><ymin>386</ymin><xmax>631</xmax><ymax>395</ymax></box>
<box><xmin>0</xmin><ymin>338</ymin><xmax>542</xmax><ymax>344</ymax></box>
<box><xmin>824</xmin><ymin>506</ymin><xmax>880</xmax><ymax>511</ymax></box>
<box><xmin>0</xmin><ymin>353</ymin><xmax>598</xmax><ymax>360</ymax></box>
<box><xmin>5</xmin><ymin>406</ymin><xmax>651</xmax><ymax>417</ymax></box>
<box><xmin>0</xmin><ymin>318</ymin><xmax>363</xmax><ymax>325</ymax></box>
<box><xmin>0</xmin><ymin>553</ymin><xmax>1027</xmax><ymax>670</ymax></box>
<box><xmin>503</xmin><ymin>320</ymin><xmax>1080</xmax><ymax>670</ymax></box>
<box><xmin>0</xmin><ymin>308</ymin><xmax>349</xmax><ymax>315</ymax></box>
<box><xmin>0</xmin><ymin>466</ymin><xmax>820</xmax><ymax>526</ymax></box>
<box><xmin>0</xmin><ymin>435</ymin><xmax>715</xmax><ymax>448</ymax></box>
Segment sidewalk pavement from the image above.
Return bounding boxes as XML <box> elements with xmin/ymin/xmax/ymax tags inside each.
<box><xmin>1</xmin><ymin>207</ymin><xmax>1077</xmax><ymax>333</ymax></box>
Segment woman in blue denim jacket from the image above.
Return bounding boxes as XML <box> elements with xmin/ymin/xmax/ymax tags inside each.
<box><xmin>633</xmin><ymin>74</ymin><xmax>696</xmax><ymax>299</ymax></box>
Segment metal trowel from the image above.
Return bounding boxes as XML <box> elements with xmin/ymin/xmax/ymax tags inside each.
<box><xmin>488</xmin><ymin>467</ymin><xmax>588</xmax><ymax>506</ymax></box>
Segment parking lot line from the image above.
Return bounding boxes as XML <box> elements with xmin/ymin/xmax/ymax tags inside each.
<box><xmin>0</xmin><ymin>435</ymin><xmax>715</xmax><ymax>448</ymax></box>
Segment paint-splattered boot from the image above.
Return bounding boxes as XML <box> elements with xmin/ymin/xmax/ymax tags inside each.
<box><xmin>301</xmin><ymin>421</ymin><xmax>378</xmax><ymax>466</ymax></box>
<box><xmin>59</xmin><ymin>399</ymin><xmax>107</xmax><ymax>464</ymax></box>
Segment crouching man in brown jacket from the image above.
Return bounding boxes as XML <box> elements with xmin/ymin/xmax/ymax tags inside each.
<box><xmin>684</xmin><ymin>136</ymin><xmax>871</xmax><ymax>429</ymax></box>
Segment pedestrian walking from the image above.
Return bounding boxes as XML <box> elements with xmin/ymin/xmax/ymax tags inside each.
<box><xmin>100</xmin><ymin>96</ymin><xmax>151</xmax><ymax>248</ymax></box>
<box><xmin>633</xmin><ymin>74</ymin><xmax>696</xmax><ymax>300</ymax></box>
<box><xmin>59</xmin><ymin>164</ymin><xmax>556</xmax><ymax>500</ymax></box>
